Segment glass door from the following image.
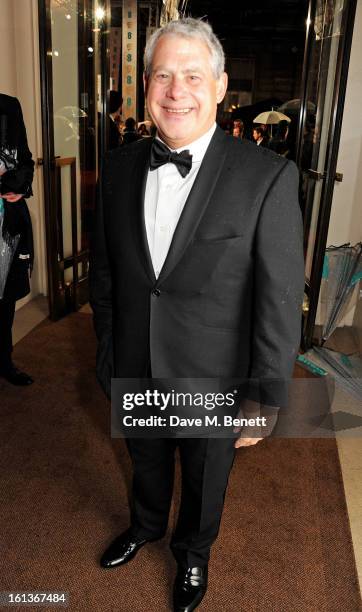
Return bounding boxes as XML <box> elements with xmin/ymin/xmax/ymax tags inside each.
<box><xmin>296</xmin><ymin>0</ymin><xmax>357</xmax><ymax>348</ymax></box>
<box><xmin>39</xmin><ymin>0</ymin><xmax>103</xmax><ymax>319</ymax></box>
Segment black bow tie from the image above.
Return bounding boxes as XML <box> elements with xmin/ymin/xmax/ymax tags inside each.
<box><xmin>150</xmin><ymin>139</ymin><xmax>193</xmax><ymax>178</ymax></box>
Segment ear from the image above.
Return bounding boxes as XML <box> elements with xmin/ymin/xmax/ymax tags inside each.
<box><xmin>216</xmin><ymin>72</ymin><xmax>228</xmax><ymax>104</ymax></box>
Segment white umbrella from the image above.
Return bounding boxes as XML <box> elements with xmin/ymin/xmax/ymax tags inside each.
<box><xmin>278</xmin><ymin>99</ymin><xmax>316</xmax><ymax>113</ymax></box>
<box><xmin>253</xmin><ymin>110</ymin><xmax>291</xmax><ymax>124</ymax></box>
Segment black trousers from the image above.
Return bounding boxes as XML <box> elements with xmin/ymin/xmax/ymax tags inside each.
<box><xmin>126</xmin><ymin>436</ymin><xmax>236</xmax><ymax>568</ymax></box>
<box><xmin>0</xmin><ymin>297</ymin><xmax>16</xmax><ymax>368</ymax></box>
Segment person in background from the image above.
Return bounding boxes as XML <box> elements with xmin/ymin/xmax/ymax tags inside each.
<box><xmin>269</xmin><ymin>119</ymin><xmax>290</xmax><ymax>157</ymax></box>
<box><xmin>252</xmin><ymin>125</ymin><xmax>269</xmax><ymax>147</ymax></box>
<box><xmin>232</xmin><ymin>119</ymin><xmax>244</xmax><ymax>139</ymax></box>
<box><xmin>0</xmin><ymin>94</ymin><xmax>34</xmax><ymax>385</ymax></box>
<box><xmin>138</xmin><ymin>123</ymin><xmax>150</xmax><ymax>137</ymax></box>
<box><xmin>121</xmin><ymin>117</ymin><xmax>142</xmax><ymax>146</ymax></box>
<box><xmin>108</xmin><ymin>90</ymin><xmax>123</xmax><ymax>149</ymax></box>
<box><xmin>149</xmin><ymin>123</ymin><xmax>157</xmax><ymax>137</ymax></box>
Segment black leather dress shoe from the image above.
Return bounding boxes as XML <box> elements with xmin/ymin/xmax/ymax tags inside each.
<box><xmin>0</xmin><ymin>364</ymin><xmax>33</xmax><ymax>386</ymax></box>
<box><xmin>173</xmin><ymin>566</ymin><xmax>208</xmax><ymax>611</ymax></box>
<box><xmin>100</xmin><ymin>529</ymin><xmax>158</xmax><ymax>568</ymax></box>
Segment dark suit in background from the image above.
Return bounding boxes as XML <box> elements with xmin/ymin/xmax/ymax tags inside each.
<box><xmin>108</xmin><ymin>116</ymin><xmax>121</xmax><ymax>150</ymax></box>
<box><xmin>0</xmin><ymin>94</ymin><xmax>34</xmax><ymax>382</ymax></box>
<box><xmin>107</xmin><ymin>90</ymin><xmax>123</xmax><ymax>150</ymax></box>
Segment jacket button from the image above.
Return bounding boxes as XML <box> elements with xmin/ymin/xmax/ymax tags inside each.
<box><xmin>152</xmin><ymin>288</ymin><xmax>161</xmax><ymax>297</ymax></box>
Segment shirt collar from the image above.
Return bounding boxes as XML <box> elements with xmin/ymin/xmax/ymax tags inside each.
<box><xmin>156</xmin><ymin>123</ymin><xmax>217</xmax><ymax>164</ymax></box>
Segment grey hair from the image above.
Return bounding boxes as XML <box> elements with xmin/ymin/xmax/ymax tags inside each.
<box><xmin>143</xmin><ymin>17</ymin><xmax>225</xmax><ymax>80</ymax></box>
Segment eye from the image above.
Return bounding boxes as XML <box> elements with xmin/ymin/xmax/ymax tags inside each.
<box><xmin>155</xmin><ymin>72</ymin><xmax>170</xmax><ymax>82</ymax></box>
<box><xmin>188</xmin><ymin>75</ymin><xmax>201</xmax><ymax>82</ymax></box>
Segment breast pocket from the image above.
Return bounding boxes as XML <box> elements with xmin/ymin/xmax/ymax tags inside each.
<box><xmin>166</xmin><ymin>234</ymin><xmax>251</xmax><ymax>297</ymax></box>
<box><xmin>193</xmin><ymin>234</ymin><xmax>244</xmax><ymax>244</ymax></box>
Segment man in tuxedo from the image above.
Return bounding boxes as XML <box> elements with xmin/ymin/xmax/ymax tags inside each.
<box><xmin>90</xmin><ymin>18</ymin><xmax>304</xmax><ymax>611</ymax></box>
<box><xmin>252</xmin><ymin>125</ymin><xmax>270</xmax><ymax>147</ymax></box>
<box><xmin>108</xmin><ymin>90</ymin><xmax>123</xmax><ymax>150</ymax></box>
<box><xmin>0</xmin><ymin>94</ymin><xmax>34</xmax><ymax>385</ymax></box>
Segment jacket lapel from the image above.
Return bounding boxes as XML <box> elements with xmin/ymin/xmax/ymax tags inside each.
<box><xmin>131</xmin><ymin>138</ymin><xmax>156</xmax><ymax>284</ymax></box>
<box><xmin>157</xmin><ymin>126</ymin><xmax>228</xmax><ymax>284</ymax></box>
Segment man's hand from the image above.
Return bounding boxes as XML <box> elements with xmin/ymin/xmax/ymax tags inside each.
<box><xmin>233</xmin><ymin>398</ymin><xmax>279</xmax><ymax>449</ymax></box>
<box><xmin>1</xmin><ymin>192</ymin><xmax>24</xmax><ymax>202</ymax></box>
<box><xmin>235</xmin><ymin>436</ymin><xmax>263</xmax><ymax>448</ymax></box>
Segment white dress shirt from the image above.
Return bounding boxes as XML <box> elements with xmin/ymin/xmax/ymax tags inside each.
<box><xmin>144</xmin><ymin>123</ymin><xmax>217</xmax><ymax>278</ymax></box>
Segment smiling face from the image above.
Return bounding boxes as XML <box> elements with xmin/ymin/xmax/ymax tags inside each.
<box><xmin>144</xmin><ymin>34</ymin><xmax>228</xmax><ymax>149</ymax></box>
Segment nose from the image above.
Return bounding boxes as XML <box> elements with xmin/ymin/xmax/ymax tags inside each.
<box><xmin>166</xmin><ymin>75</ymin><xmax>186</xmax><ymax>100</ymax></box>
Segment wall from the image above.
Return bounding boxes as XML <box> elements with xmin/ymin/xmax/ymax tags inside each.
<box><xmin>0</xmin><ymin>0</ymin><xmax>47</xmax><ymax>309</ymax></box>
<box><xmin>0</xmin><ymin>1</ymin><xmax>16</xmax><ymax>95</ymax></box>
<box><xmin>327</xmin><ymin>0</ymin><xmax>362</xmax><ymax>248</ymax></box>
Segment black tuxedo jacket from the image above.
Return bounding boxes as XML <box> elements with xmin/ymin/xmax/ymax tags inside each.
<box><xmin>107</xmin><ymin>115</ymin><xmax>121</xmax><ymax>150</ymax></box>
<box><xmin>0</xmin><ymin>94</ymin><xmax>34</xmax><ymax>301</ymax></box>
<box><xmin>90</xmin><ymin>127</ymin><xmax>304</xmax><ymax>406</ymax></box>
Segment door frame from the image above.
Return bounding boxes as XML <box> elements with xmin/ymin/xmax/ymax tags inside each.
<box><xmin>296</xmin><ymin>0</ymin><xmax>358</xmax><ymax>349</ymax></box>
<box><xmin>38</xmin><ymin>0</ymin><xmax>59</xmax><ymax>320</ymax></box>
<box><xmin>39</xmin><ymin>0</ymin><xmax>100</xmax><ymax>320</ymax></box>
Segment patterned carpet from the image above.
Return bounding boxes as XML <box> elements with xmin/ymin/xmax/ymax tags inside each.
<box><xmin>1</xmin><ymin>313</ymin><xmax>361</xmax><ymax>611</ymax></box>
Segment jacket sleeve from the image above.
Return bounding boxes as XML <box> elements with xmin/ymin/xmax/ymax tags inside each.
<box><xmin>248</xmin><ymin>159</ymin><xmax>304</xmax><ymax>409</ymax></box>
<box><xmin>89</xmin><ymin>162</ymin><xmax>113</xmax><ymax>398</ymax></box>
<box><xmin>1</xmin><ymin>97</ymin><xmax>34</xmax><ymax>198</ymax></box>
